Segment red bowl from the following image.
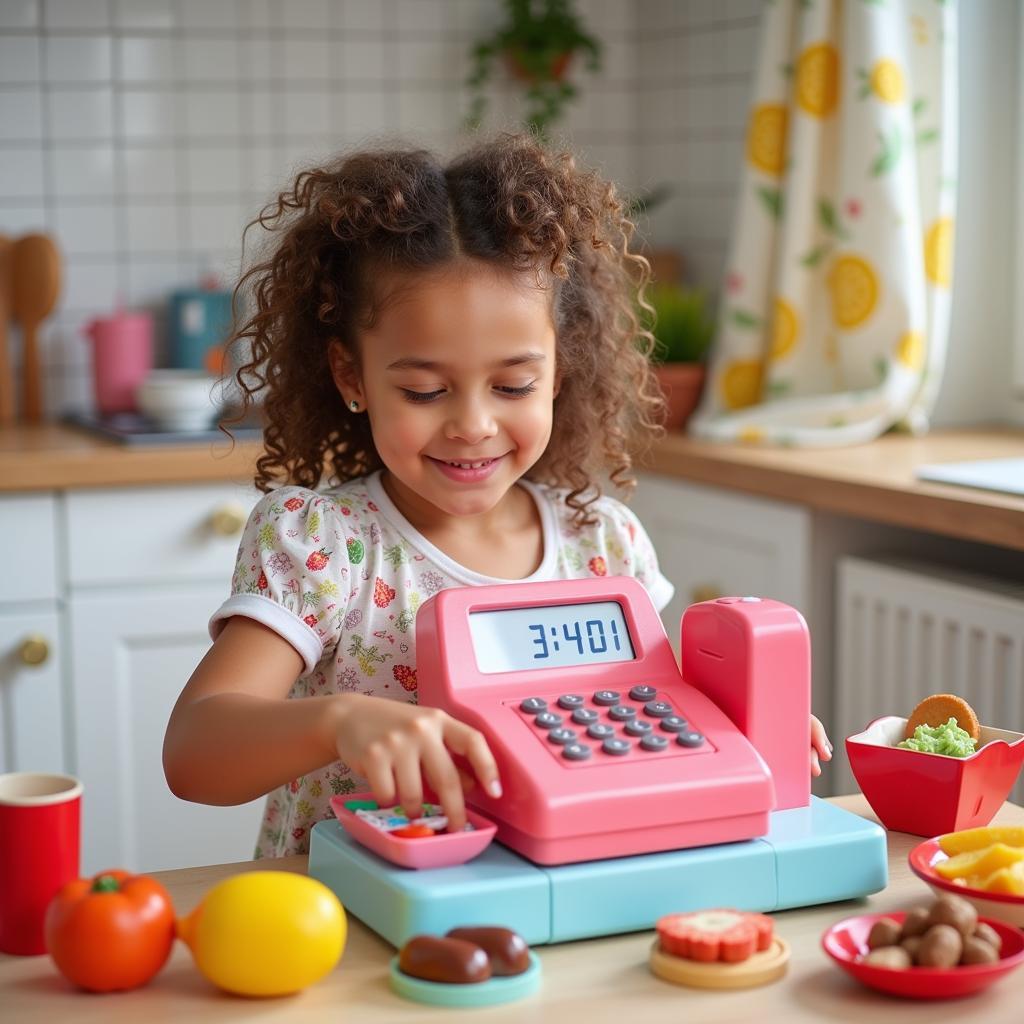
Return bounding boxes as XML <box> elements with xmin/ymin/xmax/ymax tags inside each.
<box><xmin>909</xmin><ymin>837</ymin><xmax>1024</xmax><ymax>928</ymax></box>
<box><xmin>822</xmin><ymin>912</ymin><xmax>1024</xmax><ymax>999</ymax></box>
<box><xmin>845</xmin><ymin>717</ymin><xmax>1024</xmax><ymax>837</ymax></box>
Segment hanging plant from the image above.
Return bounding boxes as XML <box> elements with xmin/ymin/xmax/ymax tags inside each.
<box><xmin>464</xmin><ymin>0</ymin><xmax>603</xmax><ymax>136</ymax></box>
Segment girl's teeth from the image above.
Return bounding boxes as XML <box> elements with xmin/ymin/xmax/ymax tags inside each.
<box><xmin>447</xmin><ymin>459</ymin><xmax>492</xmax><ymax>469</ymax></box>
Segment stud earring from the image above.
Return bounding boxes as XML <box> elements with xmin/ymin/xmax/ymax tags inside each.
<box><xmin>349</xmin><ymin>399</ymin><xmax>359</xmax><ymax>412</ymax></box>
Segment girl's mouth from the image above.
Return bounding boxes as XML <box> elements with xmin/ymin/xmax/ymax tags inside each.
<box><xmin>428</xmin><ymin>454</ymin><xmax>504</xmax><ymax>482</ymax></box>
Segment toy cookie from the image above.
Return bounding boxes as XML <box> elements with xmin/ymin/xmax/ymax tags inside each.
<box><xmin>905</xmin><ymin>695</ymin><xmax>980</xmax><ymax>742</ymax></box>
<box><xmin>650</xmin><ymin>910</ymin><xmax>790</xmax><ymax>990</ymax></box>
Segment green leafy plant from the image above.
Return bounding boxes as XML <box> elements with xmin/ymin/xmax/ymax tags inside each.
<box><xmin>465</xmin><ymin>0</ymin><xmax>602</xmax><ymax>136</ymax></box>
<box><xmin>640</xmin><ymin>284</ymin><xmax>716</xmax><ymax>364</ymax></box>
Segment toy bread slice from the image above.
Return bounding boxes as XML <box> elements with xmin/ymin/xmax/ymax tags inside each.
<box><xmin>656</xmin><ymin>910</ymin><xmax>773</xmax><ymax>963</ymax></box>
<box><xmin>904</xmin><ymin>694</ymin><xmax>980</xmax><ymax>741</ymax></box>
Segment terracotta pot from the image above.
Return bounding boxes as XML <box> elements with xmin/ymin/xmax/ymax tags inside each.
<box><xmin>504</xmin><ymin>50</ymin><xmax>573</xmax><ymax>84</ymax></box>
<box><xmin>655</xmin><ymin>363</ymin><xmax>705</xmax><ymax>431</ymax></box>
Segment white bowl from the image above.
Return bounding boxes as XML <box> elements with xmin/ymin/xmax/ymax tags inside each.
<box><xmin>135</xmin><ymin>370</ymin><xmax>220</xmax><ymax>432</ymax></box>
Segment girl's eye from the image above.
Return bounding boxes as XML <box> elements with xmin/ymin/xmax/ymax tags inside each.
<box><xmin>400</xmin><ymin>388</ymin><xmax>445</xmax><ymax>403</ymax></box>
<box><xmin>496</xmin><ymin>382</ymin><xmax>538</xmax><ymax>398</ymax></box>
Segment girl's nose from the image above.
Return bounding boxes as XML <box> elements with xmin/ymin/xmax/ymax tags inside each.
<box><xmin>444</xmin><ymin>395</ymin><xmax>497</xmax><ymax>445</ymax></box>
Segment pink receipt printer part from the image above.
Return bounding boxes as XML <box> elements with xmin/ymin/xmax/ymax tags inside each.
<box><xmin>330</xmin><ymin>794</ymin><xmax>497</xmax><ymax>869</ymax></box>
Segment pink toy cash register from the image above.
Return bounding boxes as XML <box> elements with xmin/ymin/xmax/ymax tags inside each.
<box><xmin>417</xmin><ymin>576</ymin><xmax>810</xmax><ymax>866</ymax></box>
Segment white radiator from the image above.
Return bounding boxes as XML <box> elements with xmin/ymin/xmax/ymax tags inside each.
<box><xmin>834</xmin><ymin>557</ymin><xmax>1024</xmax><ymax>805</ymax></box>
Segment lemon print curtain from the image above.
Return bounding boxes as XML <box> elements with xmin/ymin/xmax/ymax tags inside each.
<box><xmin>690</xmin><ymin>0</ymin><xmax>957</xmax><ymax>446</ymax></box>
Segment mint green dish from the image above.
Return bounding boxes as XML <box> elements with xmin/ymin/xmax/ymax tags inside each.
<box><xmin>388</xmin><ymin>951</ymin><xmax>541</xmax><ymax>1007</ymax></box>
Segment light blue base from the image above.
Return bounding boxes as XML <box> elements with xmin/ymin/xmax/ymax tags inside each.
<box><xmin>308</xmin><ymin>797</ymin><xmax>887</xmax><ymax>948</ymax></box>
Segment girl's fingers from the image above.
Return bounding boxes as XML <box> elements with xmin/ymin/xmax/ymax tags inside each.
<box><xmin>420</xmin><ymin>740</ymin><xmax>467</xmax><ymax>831</ymax></box>
<box><xmin>362</xmin><ymin>748</ymin><xmax>396</xmax><ymax>808</ymax></box>
<box><xmin>391</xmin><ymin>747</ymin><xmax>424</xmax><ymax>820</ymax></box>
<box><xmin>444</xmin><ymin>719</ymin><xmax>502</xmax><ymax>799</ymax></box>
<box><xmin>810</xmin><ymin>749</ymin><xmax>821</xmax><ymax>777</ymax></box>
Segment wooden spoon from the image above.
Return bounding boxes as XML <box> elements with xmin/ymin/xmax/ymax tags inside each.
<box><xmin>0</xmin><ymin>234</ymin><xmax>13</xmax><ymax>425</ymax></box>
<box><xmin>11</xmin><ymin>233</ymin><xmax>61</xmax><ymax>423</ymax></box>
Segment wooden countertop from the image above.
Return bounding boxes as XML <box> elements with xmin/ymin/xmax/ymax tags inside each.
<box><xmin>645</xmin><ymin>425</ymin><xmax>1024</xmax><ymax>552</ymax></box>
<box><xmin>1</xmin><ymin>424</ymin><xmax>1021</xmax><ymax>551</ymax></box>
<box><xmin>0</xmin><ymin>424</ymin><xmax>262</xmax><ymax>490</ymax></box>
<box><xmin>4</xmin><ymin>795</ymin><xmax>1023</xmax><ymax>1022</ymax></box>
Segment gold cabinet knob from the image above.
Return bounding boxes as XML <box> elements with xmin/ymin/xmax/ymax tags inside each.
<box><xmin>690</xmin><ymin>584</ymin><xmax>724</xmax><ymax>604</ymax></box>
<box><xmin>209</xmin><ymin>503</ymin><xmax>247</xmax><ymax>536</ymax></box>
<box><xmin>19</xmin><ymin>635</ymin><xmax>50</xmax><ymax>666</ymax></box>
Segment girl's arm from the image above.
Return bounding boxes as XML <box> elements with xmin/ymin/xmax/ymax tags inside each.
<box><xmin>162</xmin><ymin>617</ymin><xmax>501</xmax><ymax>829</ymax></box>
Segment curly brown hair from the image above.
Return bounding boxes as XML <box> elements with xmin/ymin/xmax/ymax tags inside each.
<box><xmin>229</xmin><ymin>132</ymin><xmax>664</xmax><ymax>526</ymax></box>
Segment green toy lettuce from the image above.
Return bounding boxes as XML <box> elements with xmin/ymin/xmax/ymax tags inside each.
<box><xmin>897</xmin><ymin>717</ymin><xmax>977</xmax><ymax>757</ymax></box>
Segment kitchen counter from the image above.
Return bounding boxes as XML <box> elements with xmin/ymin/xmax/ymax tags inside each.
<box><xmin>0</xmin><ymin>423</ymin><xmax>262</xmax><ymax>490</ymax></box>
<box><xmin>3</xmin><ymin>795</ymin><xmax>1023</xmax><ymax>1022</ymax></box>
<box><xmin>1</xmin><ymin>424</ymin><xmax>1021</xmax><ymax>550</ymax></box>
<box><xmin>645</xmin><ymin>425</ymin><xmax>1024</xmax><ymax>551</ymax></box>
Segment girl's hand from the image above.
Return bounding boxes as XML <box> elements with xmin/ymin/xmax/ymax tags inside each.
<box><xmin>330</xmin><ymin>695</ymin><xmax>501</xmax><ymax>831</ymax></box>
<box><xmin>810</xmin><ymin>714</ymin><xmax>832</xmax><ymax>778</ymax></box>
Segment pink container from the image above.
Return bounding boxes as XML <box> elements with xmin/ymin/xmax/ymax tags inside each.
<box><xmin>85</xmin><ymin>310</ymin><xmax>153</xmax><ymax>415</ymax></box>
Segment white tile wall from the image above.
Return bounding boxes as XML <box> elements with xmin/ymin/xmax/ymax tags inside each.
<box><xmin>0</xmin><ymin>0</ymin><xmax>759</xmax><ymax>417</ymax></box>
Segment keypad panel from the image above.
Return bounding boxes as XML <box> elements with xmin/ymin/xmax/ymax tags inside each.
<box><xmin>508</xmin><ymin>687</ymin><xmax>712</xmax><ymax>766</ymax></box>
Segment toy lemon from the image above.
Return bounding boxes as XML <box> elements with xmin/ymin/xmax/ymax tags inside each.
<box><xmin>177</xmin><ymin>871</ymin><xmax>346</xmax><ymax>996</ymax></box>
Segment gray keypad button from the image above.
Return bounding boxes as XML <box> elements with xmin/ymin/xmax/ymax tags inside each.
<box><xmin>548</xmin><ymin>728</ymin><xmax>577</xmax><ymax>745</ymax></box>
<box><xmin>641</xmin><ymin>734</ymin><xmax>670</xmax><ymax>752</ymax></box>
<box><xmin>643</xmin><ymin>701</ymin><xmax>674</xmax><ymax>718</ymax></box>
<box><xmin>629</xmin><ymin>685</ymin><xmax>657</xmax><ymax>702</ymax></box>
<box><xmin>534</xmin><ymin>711</ymin><xmax>562</xmax><ymax>729</ymax></box>
<box><xmin>562</xmin><ymin>743</ymin><xmax>592</xmax><ymax>761</ymax></box>
<box><xmin>659</xmin><ymin>715</ymin><xmax>689</xmax><ymax>733</ymax></box>
<box><xmin>557</xmin><ymin>694</ymin><xmax>585</xmax><ymax>710</ymax></box>
<box><xmin>624</xmin><ymin>719</ymin><xmax>653</xmax><ymax>736</ymax></box>
<box><xmin>587</xmin><ymin>723</ymin><xmax>615</xmax><ymax>740</ymax></box>
<box><xmin>593</xmin><ymin>690</ymin><xmax>620</xmax><ymax>706</ymax></box>
<box><xmin>608</xmin><ymin>704</ymin><xmax>637</xmax><ymax>721</ymax></box>
<box><xmin>602</xmin><ymin>738</ymin><xmax>632</xmax><ymax>756</ymax></box>
<box><xmin>677</xmin><ymin>731</ymin><xmax>706</xmax><ymax>747</ymax></box>
<box><xmin>520</xmin><ymin>697</ymin><xmax>547</xmax><ymax>714</ymax></box>
<box><xmin>571</xmin><ymin>707</ymin><xmax>599</xmax><ymax>725</ymax></box>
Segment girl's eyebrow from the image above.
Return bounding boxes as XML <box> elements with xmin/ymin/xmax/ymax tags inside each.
<box><xmin>386</xmin><ymin>352</ymin><xmax>546</xmax><ymax>371</ymax></box>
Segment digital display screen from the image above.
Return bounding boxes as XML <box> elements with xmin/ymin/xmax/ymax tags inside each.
<box><xmin>468</xmin><ymin>601</ymin><xmax>636</xmax><ymax>673</ymax></box>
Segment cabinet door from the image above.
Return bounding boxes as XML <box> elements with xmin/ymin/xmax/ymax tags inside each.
<box><xmin>68</xmin><ymin>586</ymin><xmax>264</xmax><ymax>874</ymax></box>
<box><xmin>631</xmin><ymin>475</ymin><xmax>811</xmax><ymax>642</ymax></box>
<box><xmin>0</xmin><ymin>609</ymin><xmax>65</xmax><ymax>774</ymax></box>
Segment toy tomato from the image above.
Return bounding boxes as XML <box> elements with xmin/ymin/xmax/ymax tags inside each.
<box><xmin>44</xmin><ymin>869</ymin><xmax>176</xmax><ymax>992</ymax></box>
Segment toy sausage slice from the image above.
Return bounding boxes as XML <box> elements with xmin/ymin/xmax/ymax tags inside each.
<box><xmin>446</xmin><ymin>926</ymin><xmax>530</xmax><ymax>976</ymax></box>
<box><xmin>398</xmin><ymin>936</ymin><xmax>491</xmax><ymax>984</ymax></box>
<box><xmin>657</xmin><ymin>910</ymin><xmax>773</xmax><ymax>963</ymax></box>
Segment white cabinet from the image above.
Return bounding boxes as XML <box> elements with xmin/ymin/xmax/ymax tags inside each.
<box><xmin>68</xmin><ymin>586</ymin><xmax>263</xmax><ymax>874</ymax></box>
<box><xmin>0</xmin><ymin>608</ymin><xmax>65</xmax><ymax>775</ymax></box>
<box><xmin>631</xmin><ymin>474</ymin><xmax>811</xmax><ymax>643</ymax></box>
<box><xmin>2</xmin><ymin>482</ymin><xmax>265</xmax><ymax>874</ymax></box>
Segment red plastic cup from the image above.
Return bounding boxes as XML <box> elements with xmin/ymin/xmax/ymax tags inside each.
<box><xmin>0</xmin><ymin>772</ymin><xmax>82</xmax><ymax>956</ymax></box>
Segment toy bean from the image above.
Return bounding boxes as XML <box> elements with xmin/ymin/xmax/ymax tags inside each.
<box><xmin>960</xmin><ymin>935</ymin><xmax>999</xmax><ymax>966</ymax></box>
<box><xmin>866</xmin><ymin>918</ymin><xmax>902</xmax><ymax>949</ymax></box>
<box><xmin>926</xmin><ymin>894</ymin><xmax>977</xmax><ymax>937</ymax></box>
<box><xmin>863</xmin><ymin>946</ymin><xmax>912</xmax><ymax>970</ymax></box>
<box><xmin>445</xmin><ymin>927</ymin><xmax>530</xmax><ymax>976</ymax></box>
<box><xmin>899</xmin><ymin>906</ymin><xmax>930</xmax><ymax>939</ymax></box>
<box><xmin>398</xmin><ymin>935</ymin><xmax>491</xmax><ymax>985</ymax></box>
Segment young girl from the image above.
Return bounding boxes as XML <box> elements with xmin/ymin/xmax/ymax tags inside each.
<box><xmin>163</xmin><ymin>133</ymin><xmax>831</xmax><ymax>858</ymax></box>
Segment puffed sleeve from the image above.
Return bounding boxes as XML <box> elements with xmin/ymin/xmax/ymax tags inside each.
<box><xmin>208</xmin><ymin>487</ymin><xmax>351</xmax><ymax>674</ymax></box>
<box><xmin>600</xmin><ymin>499</ymin><xmax>675</xmax><ymax>613</ymax></box>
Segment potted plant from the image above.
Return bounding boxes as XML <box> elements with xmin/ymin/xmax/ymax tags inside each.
<box><xmin>465</xmin><ymin>0</ymin><xmax>603</xmax><ymax>136</ymax></box>
<box><xmin>640</xmin><ymin>284</ymin><xmax>716</xmax><ymax>431</ymax></box>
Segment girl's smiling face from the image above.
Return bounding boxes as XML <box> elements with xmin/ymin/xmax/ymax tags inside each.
<box><xmin>331</xmin><ymin>261</ymin><xmax>559</xmax><ymax>523</ymax></box>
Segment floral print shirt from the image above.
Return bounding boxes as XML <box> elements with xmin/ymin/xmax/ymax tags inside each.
<box><xmin>210</xmin><ymin>470</ymin><xmax>673</xmax><ymax>858</ymax></box>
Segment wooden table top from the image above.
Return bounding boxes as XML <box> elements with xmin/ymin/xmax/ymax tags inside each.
<box><xmin>4</xmin><ymin>795</ymin><xmax>1024</xmax><ymax>1022</ymax></box>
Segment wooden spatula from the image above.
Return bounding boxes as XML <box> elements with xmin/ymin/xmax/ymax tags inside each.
<box><xmin>11</xmin><ymin>233</ymin><xmax>61</xmax><ymax>423</ymax></box>
<box><xmin>0</xmin><ymin>234</ymin><xmax>13</xmax><ymax>425</ymax></box>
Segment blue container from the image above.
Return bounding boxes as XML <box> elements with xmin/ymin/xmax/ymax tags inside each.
<box><xmin>169</xmin><ymin>288</ymin><xmax>234</xmax><ymax>370</ymax></box>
